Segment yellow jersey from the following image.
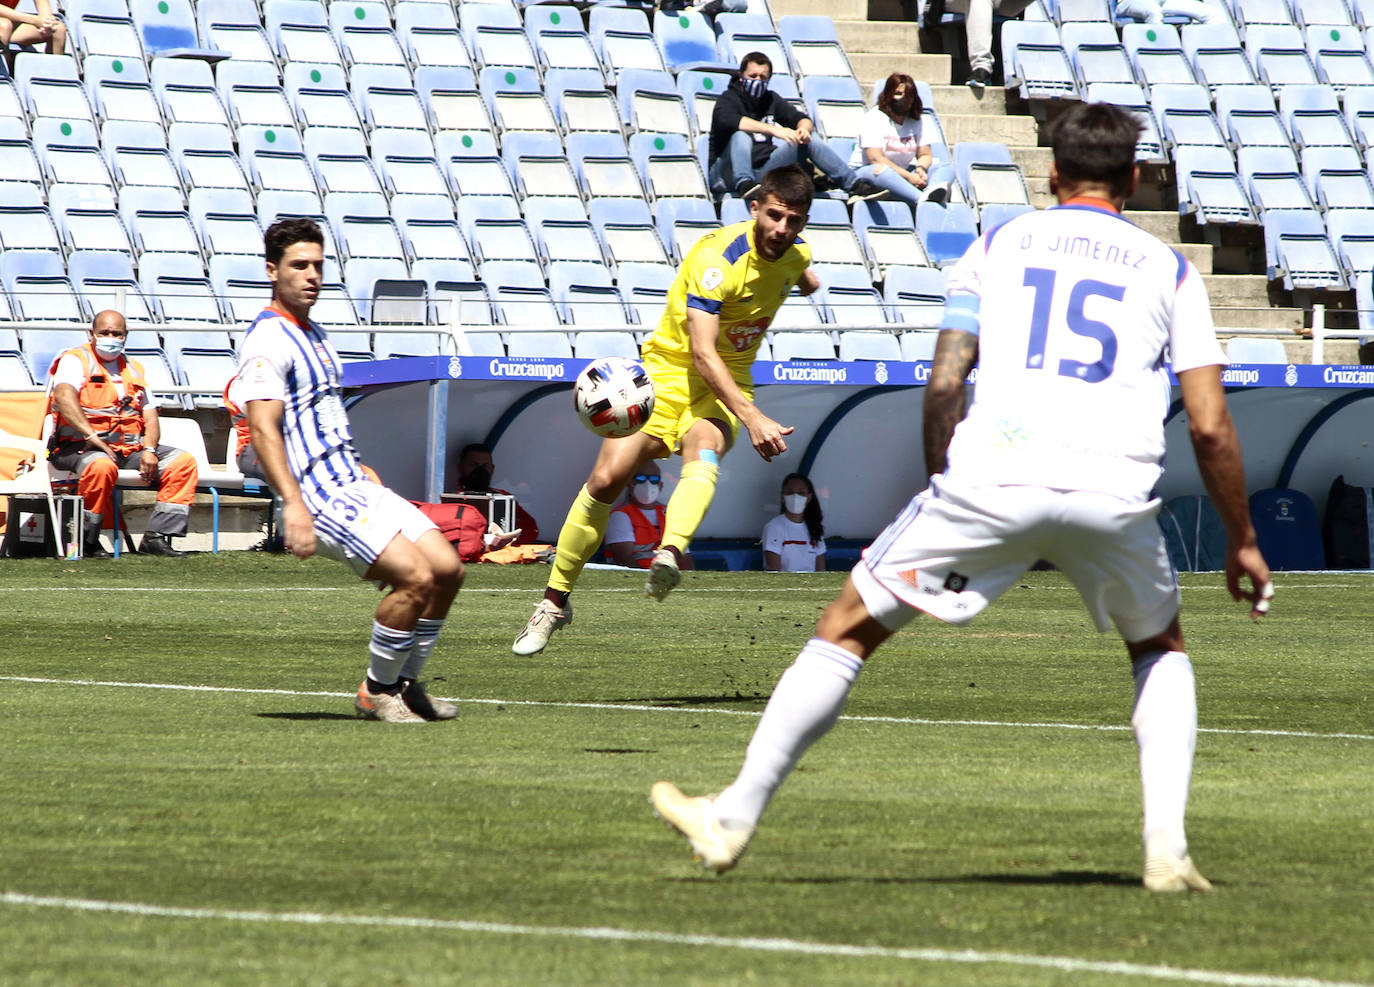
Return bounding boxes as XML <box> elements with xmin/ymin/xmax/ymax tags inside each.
<box><xmin>642</xmin><ymin>219</ymin><xmax>811</xmax><ymax>381</ymax></box>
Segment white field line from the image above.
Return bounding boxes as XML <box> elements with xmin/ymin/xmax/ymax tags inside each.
<box><xmin>1</xmin><ymin>583</ymin><xmax>1368</xmax><ymax>593</ymax></box>
<box><xmin>0</xmin><ymin>892</ymin><xmax>1367</xmax><ymax>987</ymax></box>
<box><xmin>3</xmin><ymin>676</ymin><xmax>1370</xmax><ymax>742</ymax></box>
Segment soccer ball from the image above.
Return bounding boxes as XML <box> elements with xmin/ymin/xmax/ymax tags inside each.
<box><xmin>573</xmin><ymin>357</ymin><xmax>656</xmax><ymax>438</ymax></box>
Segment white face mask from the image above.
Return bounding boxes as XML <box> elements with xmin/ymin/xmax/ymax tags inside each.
<box><xmin>94</xmin><ymin>338</ymin><xmax>125</xmax><ymax>360</ymax></box>
<box><xmin>632</xmin><ymin>482</ymin><xmax>659</xmax><ymax>505</ymax></box>
<box><xmin>784</xmin><ymin>493</ymin><xmax>809</xmax><ymax>515</ymax></box>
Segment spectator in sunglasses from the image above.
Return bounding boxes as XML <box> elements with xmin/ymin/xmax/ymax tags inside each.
<box><xmin>603</xmin><ymin>462</ymin><xmax>693</xmax><ymax>571</ymax></box>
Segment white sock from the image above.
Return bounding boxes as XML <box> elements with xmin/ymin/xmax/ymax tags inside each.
<box><xmin>400</xmin><ymin>617</ymin><xmax>444</xmax><ymax>680</ymax></box>
<box><xmin>367</xmin><ymin>621</ymin><xmax>414</xmax><ymax>687</ymax></box>
<box><xmin>1131</xmin><ymin>650</ymin><xmax>1196</xmax><ymax>860</ymax></box>
<box><xmin>713</xmin><ymin>639</ymin><xmax>863</xmax><ymax>830</ymax></box>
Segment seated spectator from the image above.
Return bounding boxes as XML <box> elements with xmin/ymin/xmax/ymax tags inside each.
<box><xmin>709</xmin><ymin>52</ymin><xmax>886</xmax><ymax>204</ymax></box>
<box><xmin>452</xmin><ymin>442</ymin><xmax>540</xmax><ymax>545</ymax></box>
<box><xmin>762</xmin><ymin>472</ymin><xmax>826</xmax><ymax>572</ymax></box>
<box><xmin>850</xmin><ymin>73</ymin><xmax>940</xmax><ymax>210</ymax></box>
<box><xmin>48</xmin><ymin>311</ymin><xmax>198</xmax><ymax>557</ymax></box>
<box><xmin>0</xmin><ymin>0</ymin><xmax>65</xmax><ymax>56</ymax></box>
<box><xmin>660</xmin><ymin>0</ymin><xmax>746</xmax><ymax>14</ymax></box>
<box><xmin>603</xmin><ymin>461</ymin><xmax>695</xmax><ymax>570</ymax></box>
<box><xmin>1115</xmin><ymin>0</ymin><xmax>1223</xmax><ymax>24</ymax></box>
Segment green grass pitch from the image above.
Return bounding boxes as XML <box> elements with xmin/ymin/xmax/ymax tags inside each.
<box><xmin>1</xmin><ymin>555</ymin><xmax>1371</xmax><ymax>986</ymax></box>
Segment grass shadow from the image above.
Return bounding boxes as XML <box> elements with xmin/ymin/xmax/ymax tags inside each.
<box><xmin>255</xmin><ymin>711</ymin><xmax>359</xmax><ymax>721</ymax></box>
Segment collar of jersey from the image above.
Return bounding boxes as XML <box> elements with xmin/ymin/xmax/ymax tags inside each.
<box><xmin>266</xmin><ymin>303</ymin><xmax>313</xmax><ymax>330</ymax></box>
<box><xmin>1054</xmin><ymin>196</ymin><xmax>1120</xmax><ymax>215</ymax></box>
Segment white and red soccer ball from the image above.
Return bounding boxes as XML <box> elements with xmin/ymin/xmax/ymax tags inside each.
<box><xmin>573</xmin><ymin>357</ymin><xmax>655</xmax><ymax>438</ymax></box>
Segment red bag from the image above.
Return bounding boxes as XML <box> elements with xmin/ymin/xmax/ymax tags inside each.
<box><xmin>410</xmin><ymin>501</ymin><xmax>488</xmax><ymax>561</ymax></box>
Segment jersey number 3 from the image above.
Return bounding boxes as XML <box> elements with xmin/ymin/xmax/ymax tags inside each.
<box><xmin>1023</xmin><ymin>267</ymin><xmax>1123</xmax><ymax>383</ymax></box>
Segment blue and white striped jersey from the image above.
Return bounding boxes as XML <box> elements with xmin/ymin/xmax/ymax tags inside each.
<box><xmin>235</xmin><ymin>306</ymin><xmax>366</xmax><ymax>509</ymax></box>
<box><xmin>937</xmin><ymin>199</ymin><xmax>1226</xmax><ymax>503</ymax></box>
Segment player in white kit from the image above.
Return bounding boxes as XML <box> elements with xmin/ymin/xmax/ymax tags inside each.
<box><xmin>651</xmin><ymin>103</ymin><xmax>1274</xmax><ymax>891</ymax></box>
<box><xmin>238</xmin><ymin>219</ymin><xmax>465</xmax><ymax>723</ymax></box>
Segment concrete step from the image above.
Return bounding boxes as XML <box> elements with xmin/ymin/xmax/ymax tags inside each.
<box><xmin>1009</xmin><ymin>145</ymin><xmax>1052</xmax><ymax>175</ymax></box>
<box><xmin>767</xmin><ymin>0</ymin><xmax>870</xmax><ymax>18</ymax></box>
<box><xmin>928</xmin><ymin>84</ymin><xmax>1020</xmax><ymax>117</ymax></box>
<box><xmin>847</xmin><ymin>51</ymin><xmax>951</xmax><ymax>87</ymax></box>
<box><xmin>938</xmin><ymin>111</ymin><xmax>1039</xmax><ymax>146</ymax></box>
<box><xmin>1211</xmin><ymin>307</ymin><xmax>1306</xmax><ymax>331</ymax></box>
<box><xmin>1203</xmin><ymin>273</ymin><xmax>1274</xmax><ymax>307</ymax></box>
<box><xmin>834</xmin><ymin>18</ymin><xmax>923</xmax><ymax>55</ymax></box>
<box><xmin>1124</xmin><ymin>209</ymin><xmax>1184</xmax><ymax>241</ymax></box>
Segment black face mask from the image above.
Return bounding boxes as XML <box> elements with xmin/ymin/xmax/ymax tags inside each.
<box><xmin>463</xmin><ymin>465</ymin><xmax>492</xmax><ymax>491</ymax></box>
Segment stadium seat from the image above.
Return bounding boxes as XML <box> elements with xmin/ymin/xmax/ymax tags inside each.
<box><xmin>885</xmin><ymin>266</ymin><xmax>948</xmax><ymax>330</ymax></box>
<box><xmin>1173</xmin><ymin>145</ymin><xmax>1256</xmax><ymax>225</ymax></box>
<box><xmin>0</xmin><ymin>204</ymin><xmax>61</xmax><ymax>254</ymax></box>
<box><xmin>1061</xmin><ymin>21</ymin><xmax>1138</xmax><ymax>87</ymax></box>
<box><xmin>131</xmin><ymin>0</ymin><xmax>227</xmax><ymax>60</ymax></box>
<box><xmin>630</xmin><ymin>133</ymin><xmax>709</xmax><ymax>202</ymax></box>
<box><xmin>1180</xmin><ymin>22</ymin><xmax>1255</xmax><ymax>90</ymax></box>
<box><xmin>1249</xmin><ymin>487</ymin><xmax>1325</xmax><ymax>570</ymax></box>
<box><xmin>953</xmin><ymin>141</ymin><xmax>1032</xmax><ymax>216</ymax></box>
<box><xmin>617</xmin><ymin>68</ymin><xmax>692</xmax><ymax>139</ymax></box>
<box><xmin>1122</xmin><ymin>23</ymin><xmax>1198</xmax><ymax>87</ymax></box>
<box><xmin>1246</xmin><ymin>25</ymin><xmax>1320</xmax><ymax>87</ymax></box>
<box><xmin>654</xmin><ymin>8</ymin><xmax>720</xmax><ymax>73</ymax></box>
<box><xmin>715</xmin><ymin>14</ymin><xmax>791</xmax><ymax>78</ymax></box>
<box><xmin>769</xmin><ymin>326</ymin><xmax>836</xmax><ymax>360</ymax></box>
<box><xmin>1215</xmin><ymin>84</ymin><xmax>1291</xmax><ymax>150</ymax></box>
<box><xmin>654</xmin><ymin>197</ymin><xmax>718</xmax><ymax>263</ymax></box>
<box><xmin>589</xmin><ymin>198</ymin><xmax>671</xmax><ymax>275</ymax></box>
<box><xmin>591</xmin><ymin>4</ymin><xmax>668</xmax><ymax>82</ymax></box>
<box><xmin>545</xmin><ymin>67</ymin><xmax>623</xmax><ymax>138</ymax></box>
<box><xmin>1231</xmin><ymin>0</ymin><xmax>1297</xmax><ymax>32</ymax></box>
<box><xmin>1327</xmin><ymin>208</ymin><xmax>1374</xmax><ymax>278</ymax></box>
<box><xmin>800</xmin><ymin>74</ymin><xmax>867</xmax><ymax>142</ymax></box>
<box><xmin>917</xmin><ymin>202</ymin><xmax>978</xmax><ymax>267</ymax></box>
<box><xmin>778</xmin><ymin>15</ymin><xmax>856</xmax><ymax>79</ymax></box>
<box><xmin>678</xmin><ymin>69</ymin><xmax>734</xmax><ymax>139</ymax></box>
<box><xmin>826</xmin><ymin>285</ymin><xmax>892</xmax><ymax>327</ymax></box>
<box><xmin>1280</xmin><ymin>84</ymin><xmax>1356</xmax><ymax>149</ymax></box>
<box><xmin>479</xmin><ymin>66</ymin><xmax>560</xmax><ymax>137</ymax></box>
<box><xmin>1002</xmin><ymin>20</ymin><xmax>1080</xmax><ymax>99</ymax></box>
<box><xmin>504</xmin><ymin>134</ymin><xmax>582</xmax><ymax>202</ymax></box>
<box><xmin>853</xmin><ymin>200</ymin><xmax>929</xmax><ymax>274</ymax></box>
<box><xmin>1226</xmin><ymin>337</ymin><xmax>1291</xmax><ymax>362</ymax></box>
<box><xmin>531</xmin><ymin>19</ymin><xmax>605</xmax><ymax>80</ymax></box>
<box><xmin>1080</xmin><ymin>82</ymin><xmax>1167</xmax><ymax>162</ymax></box>
<box><xmin>1300</xmin><ymin>143</ymin><xmax>1363</xmax><ymax>199</ymax></box>
<box><xmin>1262</xmin><ymin>208</ymin><xmax>1345</xmax><ymax>289</ymax></box>
<box><xmin>69</xmin><ymin>12</ymin><xmax>145</xmax><ymax>63</ymax></box>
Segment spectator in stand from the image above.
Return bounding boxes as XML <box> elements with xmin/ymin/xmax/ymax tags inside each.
<box><xmin>763</xmin><ymin>473</ymin><xmax>826</xmax><ymax>572</ymax></box>
<box><xmin>929</xmin><ymin>0</ymin><xmax>1036</xmax><ymax>92</ymax></box>
<box><xmin>0</xmin><ymin>0</ymin><xmax>66</xmax><ymax>56</ymax></box>
<box><xmin>603</xmin><ymin>460</ymin><xmax>696</xmax><ymax>570</ymax></box>
<box><xmin>850</xmin><ymin>73</ymin><xmax>940</xmax><ymax>211</ymax></box>
<box><xmin>1115</xmin><ymin>0</ymin><xmax>1224</xmax><ymax>23</ymax></box>
<box><xmin>452</xmin><ymin>442</ymin><xmax>540</xmax><ymax>545</ymax></box>
<box><xmin>660</xmin><ymin>0</ymin><xmax>746</xmax><ymax>15</ymax></box>
<box><xmin>709</xmin><ymin>52</ymin><xmax>886</xmax><ymax>203</ymax></box>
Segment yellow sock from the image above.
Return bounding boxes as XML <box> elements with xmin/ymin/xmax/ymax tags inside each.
<box><xmin>548</xmin><ymin>485</ymin><xmax>613</xmax><ymax>594</ymax></box>
<box><xmin>661</xmin><ymin>458</ymin><xmax>718</xmax><ymax>555</ymax></box>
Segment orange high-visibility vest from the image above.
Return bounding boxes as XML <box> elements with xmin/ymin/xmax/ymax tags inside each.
<box><xmin>48</xmin><ymin>344</ymin><xmax>149</xmax><ymax>454</ymax></box>
<box><xmin>609</xmin><ymin>502</ymin><xmax>665</xmax><ymax>568</ymax></box>
<box><xmin>223</xmin><ymin>374</ymin><xmax>252</xmax><ymax>458</ymax></box>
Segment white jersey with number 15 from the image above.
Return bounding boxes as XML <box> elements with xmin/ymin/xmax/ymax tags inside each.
<box><xmin>937</xmin><ymin>202</ymin><xmax>1226</xmax><ymax>503</ymax></box>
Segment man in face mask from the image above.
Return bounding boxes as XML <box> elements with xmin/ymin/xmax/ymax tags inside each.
<box><xmin>602</xmin><ymin>461</ymin><xmax>696</xmax><ymax>570</ymax></box>
<box><xmin>707</xmin><ymin>53</ymin><xmax>887</xmax><ymax>204</ymax></box>
<box><xmin>47</xmin><ymin>310</ymin><xmax>199</xmax><ymax>557</ymax></box>
<box><xmin>453</xmin><ymin>442</ymin><xmax>540</xmax><ymax>544</ymax></box>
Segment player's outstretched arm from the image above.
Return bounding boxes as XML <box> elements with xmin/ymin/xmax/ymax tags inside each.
<box><xmin>686</xmin><ymin>308</ymin><xmax>793</xmax><ymax>461</ymax></box>
<box><xmin>245</xmin><ymin>398</ymin><xmax>317</xmax><ymax>560</ymax></box>
<box><xmin>797</xmin><ymin>268</ymin><xmax>821</xmax><ymax>297</ymax></box>
<box><xmin>1177</xmin><ymin>365</ymin><xmax>1273</xmax><ymax>618</ymax></box>
<box><xmin>921</xmin><ymin>328</ymin><xmax>978</xmax><ymax>483</ymax></box>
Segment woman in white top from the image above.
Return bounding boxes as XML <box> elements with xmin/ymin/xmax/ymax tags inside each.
<box><xmin>762</xmin><ymin>473</ymin><xmax>826</xmax><ymax>572</ymax></box>
<box><xmin>848</xmin><ymin>73</ymin><xmax>933</xmax><ymax>210</ymax></box>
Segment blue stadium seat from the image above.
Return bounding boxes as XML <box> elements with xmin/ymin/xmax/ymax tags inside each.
<box><xmin>1173</xmin><ymin>144</ymin><xmax>1256</xmax><ymax>225</ymax></box>
<box><xmin>778</xmin><ymin>15</ymin><xmax>856</xmax><ymax>79</ymax></box>
<box><xmin>1241</xmin><ymin>145</ymin><xmax>1316</xmax><ymax>214</ymax></box>
<box><xmin>545</xmin><ymin>66</ymin><xmax>622</xmax><ymax>136</ymax></box>
<box><xmin>714</xmin><ymin>14</ymin><xmax>790</xmax><ymax>78</ymax></box>
<box><xmin>1230</xmin><ymin>0</ymin><xmax>1295</xmax><ymax>32</ymax></box>
<box><xmin>916</xmin><ymin>202</ymin><xmax>978</xmax><ymax>267</ymax></box>
<box><xmin>884</xmin><ymin>265</ymin><xmax>948</xmax><ymax>331</ymax></box>
<box><xmin>343</xmin><ymin>257</ymin><xmax>409</xmax><ymax>324</ymax></box>
<box><xmin>1061</xmin><ymin>21</ymin><xmax>1138</xmax><ymax>87</ymax></box>
<box><xmin>1214</xmin><ymin>84</ymin><xmax>1290</xmax><ymax>150</ymax></box>
<box><xmin>1325</xmin><ymin>209</ymin><xmax>1374</xmax><ymax>279</ymax></box>
<box><xmin>590</xmin><ymin>5</ymin><xmax>666</xmax><ymax>84</ymax></box>
<box><xmin>1002</xmin><ymin>20</ymin><xmax>1080</xmax><ymax>99</ymax></box>
<box><xmin>478</xmin><ymin>66</ymin><xmax>559</xmax><ymax>136</ymax></box>
<box><xmin>1246</xmin><ymin>25</ymin><xmax>1319</xmax><ymax>87</ymax></box>
<box><xmin>1300</xmin><ymin>142</ymin><xmax>1363</xmax><ymax>199</ymax></box>
<box><xmin>1263</xmin><ymin>208</ymin><xmax>1344</xmax><ymax>289</ymax></box>
<box><xmin>678</xmin><ymin>68</ymin><xmax>733</xmax><ymax>138</ymax></box>
<box><xmin>1150</xmin><ymin>83</ymin><xmax>1227</xmax><ymax>150</ymax></box>
<box><xmin>130</xmin><ymin>0</ymin><xmax>228</xmax><ymax>60</ymax></box>
<box><xmin>1293</xmin><ymin>0</ymin><xmax>1355</xmax><ymax>27</ymax></box>
<box><xmin>655</xmin><ymin>8</ymin><xmax>723</xmax><ymax>72</ymax></box>
<box><xmin>1280</xmin><ymin>84</ymin><xmax>1356</xmax><ymax>150</ymax></box>
<box><xmin>1179</xmin><ymin>22</ymin><xmax>1254</xmax><ymax>90</ymax></box>
<box><xmin>617</xmin><ymin>67</ymin><xmax>691</xmax><ymax>138</ymax></box>
<box><xmin>1122</xmin><ymin>23</ymin><xmax>1198</xmax><ymax>87</ymax></box>
<box><xmin>531</xmin><ymin>20</ymin><xmax>605</xmax><ymax>79</ymax></box>
<box><xmin>617</xmin><ymin>261</ymin><xmax>675</xmax><ymax>327</ymax></box>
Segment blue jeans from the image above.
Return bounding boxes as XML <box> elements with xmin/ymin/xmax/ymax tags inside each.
<box><xmin>853</xmin><ymin>162</ymin><xmax>923</xmax><ymax>207</ymax></box>
<box><xmin>709</xmin><ymin>130</ymin><xmax>857</xmax><ymax>195</ymax></box>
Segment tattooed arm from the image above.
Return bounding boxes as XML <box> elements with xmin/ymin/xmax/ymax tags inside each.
<box><xmin>921</xmin><ymin>328</ymin><xmax>979</xmax><ymax>484</ymax></box>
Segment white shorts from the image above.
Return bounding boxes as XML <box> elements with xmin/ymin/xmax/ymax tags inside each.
<box><xmin>311</xmin><ymin>480</ymin><xmax>437</xmax><ymax>578</ymax></box>
<box><xmin>853</xmin><ymin>475</ymin><xmax>1180</xmax><ymax>643</ymax></box>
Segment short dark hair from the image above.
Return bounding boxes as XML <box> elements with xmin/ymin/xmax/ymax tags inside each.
<box><xmin>757</xmin><ymin>163</ymin><xmax>813</xmax><ymax>212</ymax></box>
<box><xmin>458</xmin><ymin>442</ymin><xmax>491</xmax><ymax>463</ymax></box>
<box><xmin>877</xmin><ymin>73</ymin><xmax>921</xmax><ymax>119</ymax></box>
<box><xmin>738</xmin><ymin>51</ymin><xmax>772</xmax><ymax>75</ymax></box>
<box><xmin>264</xmin><ymin>218</ymin><xmax>324</xmax><ymax>265</ymax></box>
<box><xmin>1047</xmin><ymin>102</ymin><xmax>1141</xmax><ymax>199</ymax></box>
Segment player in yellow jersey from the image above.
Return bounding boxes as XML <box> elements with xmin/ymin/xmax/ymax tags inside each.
<box><xmin>513</xmin><ymin>164</ymin><xmax>822</xmax><ymax>655</ymax></box>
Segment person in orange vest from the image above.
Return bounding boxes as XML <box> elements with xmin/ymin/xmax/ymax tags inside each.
<box><xmin>48</xmin><ymin>310</ymin><xmax>199</xmax><ymax>557</ymax></box>
<box><xmin>602</xmin><ymin>461</ymin><xmax>694</xmax><ymax>570</ymax></box>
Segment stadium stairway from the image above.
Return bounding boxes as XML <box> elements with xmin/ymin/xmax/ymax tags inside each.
<box><xmin>771</xmin><ymin>0</ymin><xmax>1357</xmax><ymax>363</ymax></box>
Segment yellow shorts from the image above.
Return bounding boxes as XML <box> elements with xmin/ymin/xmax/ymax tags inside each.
<box><xmin>640</xmin><ymin>352</ymin><xmax>748</xmax><ymax>454</ymax></box>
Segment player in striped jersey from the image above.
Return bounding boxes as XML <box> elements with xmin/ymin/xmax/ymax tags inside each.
<box><xmin>652</xmin><ymin>103</ymin><xmax>1274</xmax><ymax>891</ymax></box>
<box><xmin>237</xmin><ymin>219</ymin><xmax>465</xmax><ymax>724</ymax></box>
